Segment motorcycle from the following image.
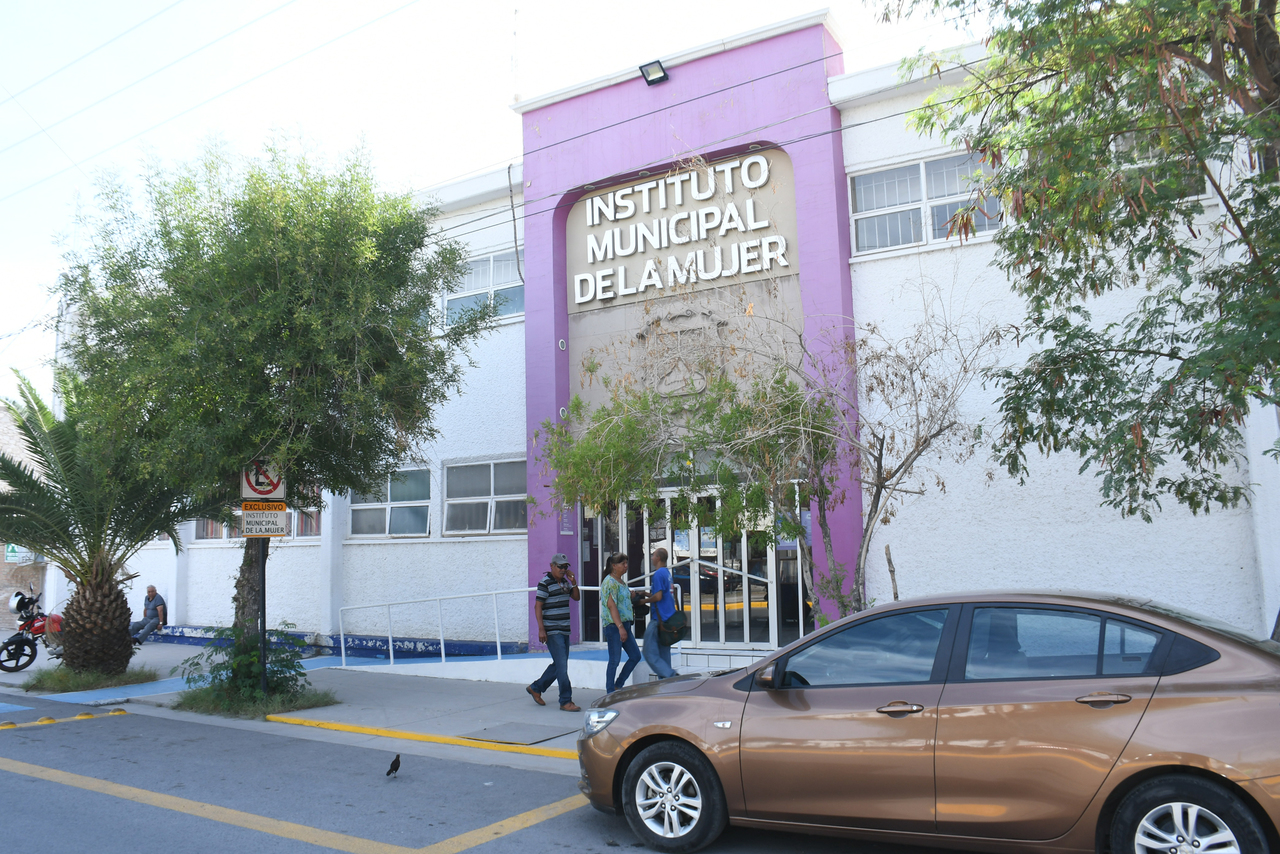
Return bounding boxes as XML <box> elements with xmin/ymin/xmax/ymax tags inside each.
<box><xmin>1</xmin><ymin>586</ymin><xmax>63</xmax><ymax>672</ymax></box>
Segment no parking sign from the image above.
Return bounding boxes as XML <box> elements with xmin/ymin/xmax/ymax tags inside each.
<box><xmin>241</xmin><ymin>460</ymin><xmax>285</xmax><ymax>500</ymax></box>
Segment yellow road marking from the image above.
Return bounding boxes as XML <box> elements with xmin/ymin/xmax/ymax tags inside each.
<box><xmin>417</xmin><ymin>795</ymin><xmax>587</xmax><ymax>854</ymax></box>
<box><xmin>0</xmin><ymin>755</ymin><xmax>409</xmax><ymax>854</ymax></box>
<box><xmin>0</xmin><ymin>755</ymin><xmax>587</xmax><ymax>854</ymax></box>
<box><xmin>0</xmin><ymin>711</ymin><xmax>123</xmax><ymax>730</ymax></box>
<box><xmin>265</xmin><ymin>715</ymin><xmax>578</xmax><ymax>760</ymax></box>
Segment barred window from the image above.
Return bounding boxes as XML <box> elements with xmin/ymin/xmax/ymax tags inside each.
<box><xmin>446</xmin><ymin>249</ymin><xmax>524</xmax><ymax>325</ymax></box>
<box><xmin>852</xmin><ymin>153</ymin><xmax>1000</xmax><ymax>252</ymax></box>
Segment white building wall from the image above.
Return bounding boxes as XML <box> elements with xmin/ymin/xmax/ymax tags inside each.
<box><xmin>330</xmin><ymin>186</ymin><xmax>532</xmax><ymax>641</ymax></box>
<box><xmin>183</xmin><ymin>543</ymin><xmax>242</xmax><ymax>626</ymax></box>
<box><xmin>123</xmin><ymin>542</ymin><xmax>179</xmax><ymax>622</ymax></box>
<box><xmin>836</xmin><ymin>61</ymin><xmax>1275</xmax><ymax>635</ymax></box>
<box><xmin>340</xmin><ymin>537</ymin><xmax>528</xmax><ymax>642</ymax></box>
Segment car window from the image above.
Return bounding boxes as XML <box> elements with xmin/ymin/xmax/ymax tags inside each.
<box><xmin>1140</xmin><ymin>600</ymin><xmax>1280</xmax><ymax>657</ymax></box>
<box><xmin>785</xmin><ymin>609</ymin><xmax>948</xmax><ymax>687</ymax></box>
<box><xmin>966</xmin><ymin>608</ymin><xmax>1101</xmax><ymax>680</ymax></box>
<box><xmin>1103</xmin><ymin>619</ymin><xmax>1162</xmax><ymax>674</ymax></box>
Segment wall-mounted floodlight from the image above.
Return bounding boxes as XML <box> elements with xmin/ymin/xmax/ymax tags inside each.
<box><xmin>639</xmin><ymin>60</ymin><xmax>669</xmax><ymax>85</ymax></box>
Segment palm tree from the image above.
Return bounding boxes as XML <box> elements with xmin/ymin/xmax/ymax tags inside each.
<box><xmin>0</xmin><ymin>373</ymin><xmax>219</xmax><ymax>674</ymax></box>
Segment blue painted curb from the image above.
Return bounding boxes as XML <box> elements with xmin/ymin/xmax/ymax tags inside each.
<box><xmin>140</xmin><ymin>627</ymin><xmax>529</xmax><ymax>660</ymax></box>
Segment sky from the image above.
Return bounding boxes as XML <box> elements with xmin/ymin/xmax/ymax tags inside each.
<box><xmin>0</xmin><ymin>0</ymin><xmax>978</xmax><ymax>404</ymax></box>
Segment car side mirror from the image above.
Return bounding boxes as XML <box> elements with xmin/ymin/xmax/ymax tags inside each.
<box><xmin>755</xmin><ymin>663</ymin><xmax>778</xmax><ymax>690</ymax></box>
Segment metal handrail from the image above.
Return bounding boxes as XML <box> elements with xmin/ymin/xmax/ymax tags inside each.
<box><xmin>336</xmin><ymin>568</ymin><xmax>713</xmax><ymax>667</ymax></box>
<box><xmin>337</xmin><ymin>583</ymin><xmax>614</xmax><ymax>667</ymax></box>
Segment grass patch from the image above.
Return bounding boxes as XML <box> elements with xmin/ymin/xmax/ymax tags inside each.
<box><xmin>22</xmin><ymin>665</ymin><xmax>162</xmax><ymax>694</ymax></box>
<box><xmin>171</xmin><ymin>685</ymin><xmax>338</xmax><ymax>719</ymax></box>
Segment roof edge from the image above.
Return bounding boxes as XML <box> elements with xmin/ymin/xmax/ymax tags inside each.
<box><xmin>417</xmin><ymin>162</ymin><xmax>524</xmax><ymax>214</ymax></box>
<box><xmin>511</xmin><ymin>9</ymin><xmax>838</xmax><ymax>116</ymax></box>
<box><xmin>827</xmin><ymin>42</ymin><xmax>986</xmax><ymax>110</ymax></box>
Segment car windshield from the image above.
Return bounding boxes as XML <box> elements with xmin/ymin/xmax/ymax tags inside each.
<box><xmin>1140</xmin><ymin>600</ymin><xmax>1280</xmax><ymax>656</ymax></box>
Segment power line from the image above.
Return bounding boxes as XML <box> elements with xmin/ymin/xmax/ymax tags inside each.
<box><xmin>0</xmin><ymin>80</ymin><xmax>93</xmax><ymax>183</ymax></box>
<box><xmin>432</xmin><ymin>102</ymin><xmax>831</xmax><ymax>244</ymax></box>
<box><xmin>430</xmin><ymin>88</ymin><xmax>974</xmax><ymax>246</ymax></box>
<box><xmin>0</xmin><ymin>0</ymin><xmax>424</xmax><ymax>206</ymax></box>
<box><xmin>408</xmin><ymin>40</ymin><xmax>985</xmax><ymax>203</ymax></box>
<box><xmin>0</xmin><ymin>0</ymin><xmax>189</xmax><ymax>108</ymax></box>
<box><xmin>517</xmin><ymin>51</ymin><xmax>841</xmax><ymax>162</ymax></box>
<box><xmin>408</xmin><ymin>49</ymin><xmax>844</xmax><ymax>207</ymax></box>
<box><xmin>0</xmin><ymin>0</ymin><xmax>301</xmax><ymax>158</ymax></box>
<box><xmin>417</xmin><ymin>54</ymin><xmax>986</xmax><ymax>243</ymax></box>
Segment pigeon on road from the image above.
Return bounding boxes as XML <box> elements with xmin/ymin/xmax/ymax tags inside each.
<box><xmin>387</xmin><ymin>754</ymin><xmax>400</xmax><ymax>778</ymax></box>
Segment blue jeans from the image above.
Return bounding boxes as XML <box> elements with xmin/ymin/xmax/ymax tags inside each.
<box><xmin>643</xmin><ymin>617</ymin><xmax>676</xmax><ymax>679</ymax></box>
<box><xmin>604</xmin><ymin>621</ymin><xmax>641</xmax><ymax>692</ymax></box>
<box><xmin>531</xmin><ymin>632</ymin><xmax>572</xmax><ymax>706</ymax></box>
<box><xmin>129</xmin><ymin>617</ymin><xmax>160</xmax><ymax>642</ymax></box>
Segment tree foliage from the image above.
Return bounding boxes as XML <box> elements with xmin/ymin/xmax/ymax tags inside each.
<box><xmin>59</xmin><ymin>143</ymin><xmax>492</xmax><ymax>654</ymax></box>
<box><xmin>0</xmin><ymin>373</ymin><xmax>221</xmax><ymax>673</ymax></box>
<box><xmin>537</xmin><ymin>281</ymin><xmax>997</xmax><ymax>617</ymax></box>
<box><xmin>892</xmin><ymin>0</ymin><xmax>1280</xmax><ymax>520</ymax></box>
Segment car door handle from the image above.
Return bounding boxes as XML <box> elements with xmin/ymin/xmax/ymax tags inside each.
<box><xmin>1075</xmin><ymin>692</ymin><xmax>1132</xmax><ymax>708</ymax></box>
<box><xmin>876</xmin><ymin>702</ymin><xmax>926</xmax><ymax>717</ymax></box>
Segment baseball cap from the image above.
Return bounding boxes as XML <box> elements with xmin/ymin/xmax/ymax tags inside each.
<box><xmin>551</xmin><ymin>553</ymin><xmax>570</xmax><ymax>566</ymax></box>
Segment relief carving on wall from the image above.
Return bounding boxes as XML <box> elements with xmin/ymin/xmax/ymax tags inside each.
<box><xmin>634</xmin><ymin>306</ymin><xmax>729</xmax><ymax>398</ymax></box>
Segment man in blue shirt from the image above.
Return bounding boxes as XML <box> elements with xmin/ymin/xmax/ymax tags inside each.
<box><xmin>637</xmin><ymin>547</ymin><xmax>678</xmax><ymax>679</ymax></box>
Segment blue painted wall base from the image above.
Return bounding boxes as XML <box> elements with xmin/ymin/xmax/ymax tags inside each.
<box><xmin>143</xmin><ymin>626</ymin><xmax>527</xmax><ymax>659</ymax></box>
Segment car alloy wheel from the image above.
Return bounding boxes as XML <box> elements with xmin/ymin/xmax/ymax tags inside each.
<box><xmin>635</xmin><ymin>760</ymin><xmax>702</xmax><ymax>838</ymax></box>
<box><xmin>1134</xmin><ymin>802</ymin><xmax>1240</xmax><ymax>853</ymax></box>
<box><xmin>1111</xmin><ymin>775</ymin><xmax>1269</xmax><ymax>854</ymax></box>
<box><xmin>621</xmin><ymin>741</ymin><xmax>727</xmax><ymax>853</ymax></box>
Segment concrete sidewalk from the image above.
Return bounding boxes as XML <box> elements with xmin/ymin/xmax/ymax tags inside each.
<box><xmin>0</xmin><ymin>639</ymin><xmax>617</xmax><ymax>777</ymax></box>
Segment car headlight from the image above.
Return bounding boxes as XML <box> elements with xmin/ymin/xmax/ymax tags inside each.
<box><xmin>582</xmin><ymin>708</ymin><xmax>619</xmax><ymax>737</ymax></box>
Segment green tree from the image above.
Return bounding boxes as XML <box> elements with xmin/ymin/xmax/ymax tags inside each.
<box><xmin>0</xmin><ymin>374</ymin><xmax>221</xmax><ymax>674</ymax></box>
<box><xmin>59</xmin><ymin>144</ymin><xmax>493</xmax><ymax>677</ymax></box>
<box><xmin>884</xmin><ymin>1</ymin><xmax>1279</xmax><ymax>632</ymax></box>
<box><xmin>537</xmin><ymin>281</ymin><xmax>997</xmax><ymax>619</ymax></box>
<box><xmin>891</xmin><ymin>0</ymin><xmax>1279</xmax><ymax>517</ymax></box>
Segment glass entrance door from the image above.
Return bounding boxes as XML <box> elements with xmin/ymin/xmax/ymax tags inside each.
<box><xmin>577</xmin><ymin>494</ymin><xmax>813</xmax><ymax>650</ymax></box>
<box><xmin>667</xmin><ymin>495</ymin><xmax>774</xmax><ymax>647</ymax></box>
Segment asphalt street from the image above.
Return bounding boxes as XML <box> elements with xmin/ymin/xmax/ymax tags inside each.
<box><xmin>0</xmin><ymin>688</ymin><xmax>953</xmax><ymax>854</ymax></box>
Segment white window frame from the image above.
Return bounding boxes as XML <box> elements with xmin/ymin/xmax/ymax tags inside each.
<box><xmin>349</xmin><ymin>468</ymin><xmax>432</xmax><ymax>538</ymax></box>
<box><xmin>851</xmin><ymin>152</ymin><xmax>1000</xmax><ymax>254</ymax></box>
<box><xmin>443</xmin><ymin>459</ymin><xmax>527</xmax><ymax>536</ymax></box>
<box><xmin>445</xmin><ymin>248</ymin><xmax>524</xmax><ymax>325</ymax></box>
<box><xmin>1114</xmin><ymin>132</ymin><xmax>1211</xmax><ymax>200</ymax></box>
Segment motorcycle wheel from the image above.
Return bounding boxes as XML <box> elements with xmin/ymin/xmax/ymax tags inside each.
<box><xmin>0</xmin><ymin>638</ymin><xmax>37</xmax><ymax>672</ymax></box>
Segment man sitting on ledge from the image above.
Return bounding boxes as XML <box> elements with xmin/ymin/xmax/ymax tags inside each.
<box><xmin>130</xmin><ymin>585</ymin><xmax>166</xmax><ymax>645</ymax></box>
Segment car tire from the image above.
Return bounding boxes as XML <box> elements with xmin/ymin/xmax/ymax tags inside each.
<box><xmin>622</xmin><ymin>740</ymin><xmax>728</xmax><ymax>853</ymax></box>
<box><xmin>1110</xmin><ymin>774</ymin><xmax>1270</xmax><ymax>854</ymax></box>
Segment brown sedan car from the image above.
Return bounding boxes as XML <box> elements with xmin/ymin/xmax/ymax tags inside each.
<box><xmin>577</xmin><ymin>592</ymin><xmax>1280</xmax><ymax>853</ymax></box>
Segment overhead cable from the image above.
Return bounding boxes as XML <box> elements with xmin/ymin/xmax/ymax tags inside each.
<box><xmin>0</xmin><ymin>0</ymin><xmax>424</xmax><ymax>205</ymax></box>
<box><xmin>0</xmin><ymin>0</ymin><xmax>190</xmax><ymax>108</ymax></box>
<box><xmin>0</xmin><ymin>0</ymin><xmax>301</xmax><ymax>158</ymax></box>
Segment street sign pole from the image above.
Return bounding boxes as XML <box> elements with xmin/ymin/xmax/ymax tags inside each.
<box><xmin>241</xmin><ymin>461</ymin><xmax>286</xmax><ymax>700</ymax></box>
<box><xmin>259</xmin><ymin>536</ymin><xmax>268</xmax><ymax>698</ymax></box>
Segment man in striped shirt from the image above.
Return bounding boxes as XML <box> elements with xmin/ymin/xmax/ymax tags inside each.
<box><xmin>526</xmin><ymin>552</ymin><xmax>582</xmax><ymax>712</ymax></box>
